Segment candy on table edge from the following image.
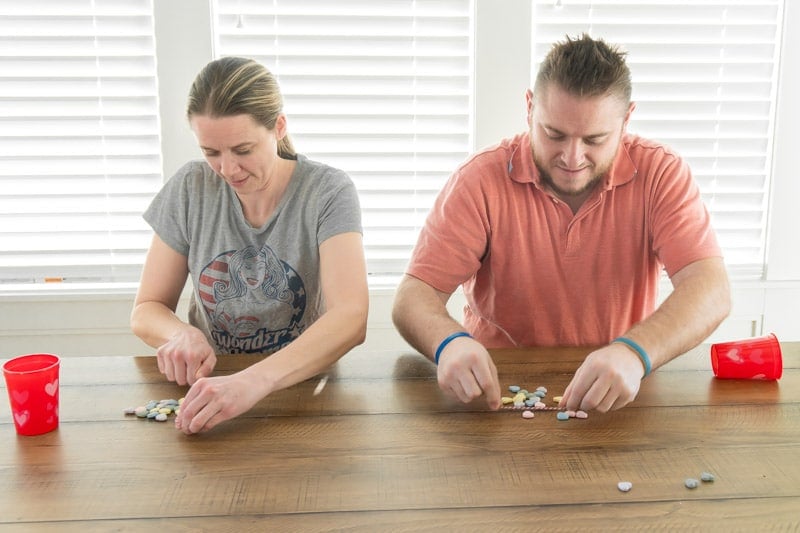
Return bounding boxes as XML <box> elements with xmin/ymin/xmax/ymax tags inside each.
<box><xmin>617</xmin><ymin>481</ymin><xmax>633</xmax><ymax>492</ymax></box>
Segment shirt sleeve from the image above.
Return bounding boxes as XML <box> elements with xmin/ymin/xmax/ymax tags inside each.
<box><xmin>405</xmin><ymin>162</ymin><xmax>493</xmax><ymax>294</ymax></box>
<box><xmin>647</xmin><ymin>154</ymin><xmax>723</xmax><ymax>277</ymax></box>
<box><xmin>316</xmin><ymin>169</ymin><xmax>363</xmax><ymax>245</ymax></box>
<box><xmin>142</xmin><ymin>161</ymin><xmax>197</xmax><ymax>257</ymax></box>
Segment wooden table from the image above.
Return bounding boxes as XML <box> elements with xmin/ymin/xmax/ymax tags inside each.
<box><xmin>1</xmin><ymin>343</ymin><xmax>798</xmax><ymax>531</ymax></box>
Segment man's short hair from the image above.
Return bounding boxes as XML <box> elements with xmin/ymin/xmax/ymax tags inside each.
<box><xmin>534</xmin><ymin>33</ymin><xmax>632</xmax><ymax>103</ymax></box>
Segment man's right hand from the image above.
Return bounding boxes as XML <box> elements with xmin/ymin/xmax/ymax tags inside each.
<box><xmin>435</xmin><ymin>336</ymin><xmax>502</xmax><ymax>410</ymax></box>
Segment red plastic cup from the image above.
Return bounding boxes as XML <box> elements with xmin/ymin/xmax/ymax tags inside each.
<box><xmin>3</xmin><ymin>353</ymin><xmax>60</xmax><ymax>436</ymax></box>
<box><xmin>710</xmin><ymin>333</ymin><xmax>782</xmax><ymax>380</ymax></box>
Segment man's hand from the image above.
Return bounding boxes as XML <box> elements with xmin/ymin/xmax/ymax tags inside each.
<box><xmin>436</xmin><ymin>336</ymin><xmax>502</xmax><ymax>410</ymax></box>
<box><xmin>559</xmin><ymin>343</ymin><xmax>645</xmax><ymax>412</ymax></box>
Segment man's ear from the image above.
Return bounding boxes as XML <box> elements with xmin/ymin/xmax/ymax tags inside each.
<box><xmin>525</xmin><ymin>88</ymin><xmax>535</xmax><ymax>127</ymax></box>
<box><xmin>622</xmin><ymin>101</ymin><xmax>636</xmax><ymax>129</ymax></box>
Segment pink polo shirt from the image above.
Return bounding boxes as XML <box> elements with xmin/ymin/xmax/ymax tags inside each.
<box><xmin>406</xmin><ymin>132</ymin><xmax>722</xmax><ymax>348</ymax></box>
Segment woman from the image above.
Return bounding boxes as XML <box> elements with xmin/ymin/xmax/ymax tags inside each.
<box><xmin>131</xmin><ymin>57</ymin><xmax>368</xmax><ymax>434</ymax></box>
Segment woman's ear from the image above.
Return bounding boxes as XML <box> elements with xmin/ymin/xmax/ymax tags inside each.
<box><xmin>275</xmin><ymin>114</ymin><xmax>288</xmax><ymax>139</ymax></box>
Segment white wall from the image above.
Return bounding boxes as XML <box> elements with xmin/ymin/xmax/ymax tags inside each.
<box><xmin>0</xmin><ymin>1</ymin><xmax>797</xmax><ymax>358</ymax></box>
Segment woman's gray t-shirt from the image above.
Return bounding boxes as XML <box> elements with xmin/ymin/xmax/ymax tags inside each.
<box><xmin>143</xmin><ymin>154</ymin><xmax>362</xmax><ymax>354</ymax></box>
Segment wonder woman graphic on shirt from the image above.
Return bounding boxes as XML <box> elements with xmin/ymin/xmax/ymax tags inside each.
<box><xmin>198</xmin><ymin>244</ymin><xmax>306</xmax><ymax>353</ymax></box>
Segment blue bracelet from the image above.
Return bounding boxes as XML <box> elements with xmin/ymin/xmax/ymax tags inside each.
<box><xmin>434</xmin><ymin>331</ymin><xmax>473</xmax><ymax>365</ymax></box>
<box><xmin>612</xmin><ymin>337</ymin><xmax>652</xmax><ymax>377</ymax></box>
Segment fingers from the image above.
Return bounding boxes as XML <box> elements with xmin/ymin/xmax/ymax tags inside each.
<box><xmin>451</xmin><ymin>373</ymin><xmax>482</xmax><ymax>403</ymax></box>
<box><xmin>561</xmin><ymin>348</ymin><xmax>642</xmax><ymax>413</ymax></box>
<box><xmin>476</xmin><ymin>360</ymin><xmax>502</xmax><ymax>410</ymax></box>
<box><xmin>175</xmin><ymin>380</ymin><xmax>217</xmax><ymax>434</ymax></box>
<box><xmin>156</xmin><ymin>350</ymin><xmax>166</xmax><ymax>375</ymax></box>
<box><xmin>155</xmin><ymin>329</ymin><xmax>216</xmax><ymax>386</ymax></box>
<box><xmin>437</xmin><ymin>338</ymin><xmax>500</xmax><ymax>409</ymax></box>
<box><xmin>175</xmin><ymin>372</ymin><xmax>249</xmax><ymax>434</ymax></box>
<box><xmin>184</xmin><ymin>348</ymin><xmax>217</xmax><ymax>386</ymax></box>
<box><xmin>156</xmin><ymin>346</ymin><xmax>179</xmax><ymax>383</ymax></box>
<box><xmin>156</xmin><ymin>347</ymin><xmax>216</xmax><ymax>386</ymax></box>
<box><xmin>193</xmin><ymin>352</ymin><xmax>217</xmax><ymax>383</ymax></box>
<box><xmin>579</xmin><ymin>381</ymin><xmax>613</xmax><ymax>412</ymax></box>
<box><xmin>177</xmin><ymin>405</ymin><xmax>220</xmax><ymax>434</ymax></box>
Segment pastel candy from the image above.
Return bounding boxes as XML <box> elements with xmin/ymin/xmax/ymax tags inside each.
<box><xmin>128</xmin><ymin>399</ymin><xmax>181</xmax><ymax>422</ymax></box>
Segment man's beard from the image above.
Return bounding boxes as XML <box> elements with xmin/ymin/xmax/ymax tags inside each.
<box><xmin>534</xmin><ymin>158</ymin><xmax>606</xmax><ymax>198</ymax></box>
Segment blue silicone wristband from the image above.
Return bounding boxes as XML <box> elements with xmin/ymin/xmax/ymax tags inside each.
<box><xmin>434</xmin><ymin>331</ymin><xmax>473</xmax><ymax>365</ymax></box>
<box><xmin>612</xmin><ymin>336</ymin><xmax>652</xmax><ymax>377</ymax></box>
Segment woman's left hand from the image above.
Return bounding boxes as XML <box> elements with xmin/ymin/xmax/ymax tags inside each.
<box><xmin>175</xmin><ymin>370</ymin><xmax>263</xmax><ymax>434</ymax></box>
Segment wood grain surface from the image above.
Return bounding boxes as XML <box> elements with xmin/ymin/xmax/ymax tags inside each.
<box><xmin>1</xmin><ymin>343</ymin><xmax>798</xmax><ymax>532</ymax></box>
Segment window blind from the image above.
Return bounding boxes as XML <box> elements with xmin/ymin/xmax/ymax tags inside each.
<box><xmin>211</xmin><ymin>0</ymin><xmax>474</xmax><ymax>288</ymax></box>
<box><xmin>0</xmin><ymin>0</ymin><xmax>162</xmax><ymax>288</ymax></box>
<box><xmin>531</xmin><ymin>0</ymin><xmax>785</xmax><ymax>279</ymax></box>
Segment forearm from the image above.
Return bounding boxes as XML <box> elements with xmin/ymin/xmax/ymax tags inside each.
<box><xmin>130</xmin><ymin>301</ymin><xmax>194</xmax><ymax>349</ymax></box>
<box><xmin>244</xmin><ymin>302</ymin><xmax>367</xmax><ymax>396</ymax></box>
<box><xmin>392</xmin><ymin>275</ymin><xmax>465</xmax><ymax>360</ymax></box>
<box><xmin>621</xmin><ymin>257</ymin><xmax>731</xmax><ymax>371</ymax></box>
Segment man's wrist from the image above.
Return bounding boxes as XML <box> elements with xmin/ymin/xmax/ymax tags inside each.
<box><xmin>612</xmin><ymin>336</ymin><xmax>652</xmax><ymax>377</ymax></box>
<box><xmin>434</xmin><ymin>331</ymin><xmax>473</xmax><ymax>365</ymax></box>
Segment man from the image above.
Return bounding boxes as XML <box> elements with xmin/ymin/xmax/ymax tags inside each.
<box><xmin>392</xmin><ymin>34</ymin><xmax>731</xmax><ymax>413</ymax></box>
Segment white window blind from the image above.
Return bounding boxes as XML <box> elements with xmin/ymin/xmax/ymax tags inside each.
<box><xmin>212</xmin><ymin>0</ymin><xmax>474</xmax><ymax>288</ymax></box>
<box><xmin>0</xmin><ymin>0</ymin><xmax>162</xmax><ymax>289</ymax></box>
<box><xmin>532</xmin><ymin>0</ymin><xmax>785</xmax><ymax>279</ymax></box>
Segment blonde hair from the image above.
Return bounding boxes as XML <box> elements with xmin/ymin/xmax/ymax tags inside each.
<box><xmin>187</xmin><ymin>57</ymin><xmax>296</xmax><ymax>158</ymax></box>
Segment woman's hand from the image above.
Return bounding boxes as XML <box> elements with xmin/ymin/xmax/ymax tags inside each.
<box><xmin>174</xmin><ymin>370</ymin><xmax>263</xmax><ymax>434</ymax></box>
<box><xmin>156</xmin><ymin>326</ymin><xmax>217</xmax><ymax>386</ymax></box>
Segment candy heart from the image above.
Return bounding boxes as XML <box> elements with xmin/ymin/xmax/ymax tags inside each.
<box><xmin>14</xmin><ymin>410</ymin><xmax>30</xmax><ymax>427</ymax></box>
<box><xmin>45</xmin><ymin>379</ymin><xmax>58</xmax><ymax>397</ymax></box>
<box><xmin>12</xmin><ymin>390</ymin><xmax>29</xmax><ymax>405</ymax></box>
